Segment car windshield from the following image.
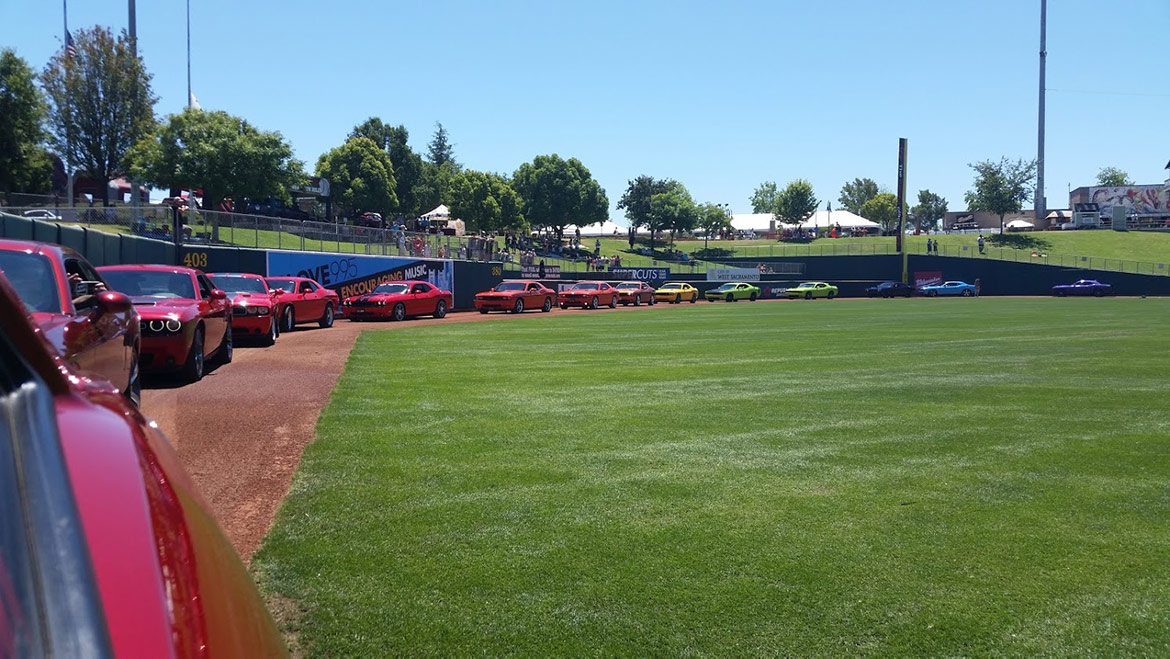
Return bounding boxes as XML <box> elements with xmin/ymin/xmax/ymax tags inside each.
<box><xmin>0</xmin><ymin>251</ymin><xmax>62</xmax><ymax>313</ymax></box>
<box><xmin>571</xmin><ymin>283</ymin><xmax>597</xmax><ymax>290</ymax></box>
<box><xmin>373</xmin><ymin>283</ymin><xmax>409</xmax><ymax>295</ymax></box>
<box><xmin>494</xmin><ymin>283</ymin><xmax>526</xmax><ymax>291</ymax></box>
<box><xmin>715</xmin><ymin>284</ymin><xmax>736</xmax><ymax>291</ymax></box>
<box><xmin>211</xmin><ymin>276</ymin><xmax>268</xmax><ymax>295</ymax></box>
<box><xmin>102</xmin><ymin>270</ymin><xmax>194</xmax><ymax>299</ymax></box>
<box><xmin>878</xmin><ymin>282</ymin><xmax>894</xmax><ymax>288</ymax></box>
<box><xmin>660</xmin><ymin>284</ymin><xmax>680</xmax><ymax>290</ymax></box>
<box><xmin>617</xmin><ymin>283</ymin><xmax>639</xmax><ymax>289</ymax></box>
<box><xmin>798</xmin><ymin>283</ymin><xmax>814</xmax><ymax>288</ymax></box>
<box><xmin>267</xmin><ymin>278</ymin><xmax>296</xmax><ymax>291</ymax></box>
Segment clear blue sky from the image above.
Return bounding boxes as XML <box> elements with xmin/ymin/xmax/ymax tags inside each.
<box><xmin>4</xmin><ymin>0</ymin><xmax>1167</xmax><ymax>222</ymax></box>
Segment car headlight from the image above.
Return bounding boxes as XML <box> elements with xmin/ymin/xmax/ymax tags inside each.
<box><xmin>166</xmin><ymin>319</ymin><xmax>182</xmax><ymax>332</ymax></box>
<box><xmin>249</xmin><ymin>306</ymin><xmax>269</xmax><ymax>316</ymax></box>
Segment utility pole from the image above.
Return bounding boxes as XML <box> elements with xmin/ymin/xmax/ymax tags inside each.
<box><xmin>128</xmin><ymin>0</ymin><xmax>140</xmax><ymax>216</ymax></box>
<box><xmin>187</xmin><ymin>0</ymin><xmax>193</xmax><ymax>108</ymax></box>
<box><xmin>1036</xmin><ymin>0</ymin><xmax>1047</xmax><ymax>228</ymax></box>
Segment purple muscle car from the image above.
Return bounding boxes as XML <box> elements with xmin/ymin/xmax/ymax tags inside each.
<box><xmin>1052</xmin><ymin>280</ymin><xmax>1112</xmax><ymax>297</ymax></box>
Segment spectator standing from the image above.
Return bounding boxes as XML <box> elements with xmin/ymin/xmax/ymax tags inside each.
<box><xmin>978</xmin><ymin>235</ymin><xmax>985</xmax><ymax>254</ymax></box>
<box><xmin>926</xmin><ymin>238</ymin><xmax>933</xmax><ymax>254</ymax></box>
<box><xmin>594</xmin><ymin>239</ymin><xmax>601</xmax><ymax>257</ymax></box>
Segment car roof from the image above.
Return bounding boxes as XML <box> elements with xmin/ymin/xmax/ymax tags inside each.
<box><xmin>0</xmin><ymin>238</ymin><xmax>81</xmax><ymax>261</ymax></box>
<box><xmin>97</xmin><ymin>264</ymin><xmax>199</xmax><ymax>275</ymax></box>
<box><xmin>209</xmin><ymin>272</ymin><xmax>265</xmax><ymax>278</ymax></box>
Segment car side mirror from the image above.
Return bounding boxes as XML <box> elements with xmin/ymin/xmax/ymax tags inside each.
<box><xmin>211</xmin><ymin>289</ymin><xmax>227</xmax><ymax>300</ymax></box>
<box><xmin>95</xmin><ymin>290</ymin><xmax>132</xmax><ymax>315</ymax></box>
<box><xmin>273</xmin><ymin>288</ymin><xmax>286</xmax><ymax>295</ymax></box>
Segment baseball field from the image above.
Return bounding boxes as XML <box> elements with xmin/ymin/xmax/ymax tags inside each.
<box><xmin>253</xmin><ymin>297</ymin><xmax>1170</xmax><ymax>655</ymax></box>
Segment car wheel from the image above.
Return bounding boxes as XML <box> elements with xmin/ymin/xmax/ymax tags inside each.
<box><xmin>1055</xmin><ymin>290</ymin><xmax>1066</xmax><ymax>297</ymax></box>
<box><xmin>542</xmin><ymin>297</ymin><xmax>552</xmax><ymax>312</ymax></box>
<box><xmin>434</xmin><ymin>299</ymin><xmax>447</xmax><ymax>318</ymax></box>
<box><xmin>633</xmin><ymin>296</ymin><xmax>641</xmax><ymax>306</ymax></box>
<box><xmin>928</xmin><ymin>290</ymin><xmax>937</xmax><ymax>297</ymax></box>
<box><xmin>479</xmin><ymin>308</ymin><xmax>489</xmax><ymax>314</ymax></box>
<box><xmin>1093</xmin><ymin>289</ymin><xmax>1104</xmax><ymax>297</ymax></box>
<box><xmin>216</xmin><ymin>323</ymin><xmax>233</xmax><ymax>364</ymax></box>
<box><xmin>828</xmin><ymin>291</ymin><xmax>836</xmax><ymax>299</ymax></box>
<box><xmin>805</xmin><ymin>292</ymin><xmax>812</xmax><ymax>300</ymax></box>
<box><xmin>675</xmin><ymin>294</ymin><xmax>681</xmax><ymax>304</ymax></box>
<box><xmin>319</xmin><ymin>303</ymin><xmax>335</xmax><ymax>328</ymax></box>
<box><xmin>689</xmin><ymin>294</ymin><xmax>696</xmax><ymax>303</ymax></box>
<box><xmin>590</xmin><ymin>296</ymin><xmax>598</xmax><ymax>310</ymax></box>
<box><xmin>183</xmin><ymin>326</ymin><xmax>205</xmax><ymax>382</ymax></box>
<box><xmin>263</xmin><ymin>317</ymin><xmax>278</xmax><ymax>346</ymax></box>
<box><xmin>282</xmin><ymin>306</ymin><xmax>295</xmax><ymax>332</ymax></box>
<box><xmin>125</xmin><ymin>349</ymin><xmax>141</xmax><ymax>406</ymax></box>
<box><xmin>649</xmin><ymin>296</ymin><xmax>656</xmax><ymax>305</ymax></box>
<box><xmin>750</xmin><ymin>293</ymin><xmax>757</xmax><ymax>301</ymax></box>
<box><xmin>609</xmin><ymin>295</ymin><xmax>617</xmax><ymax>309</ymax></box>
<box><xmin>513</xmin><ymin>298</ymin><xmax>525</xmax><ymax>314</ymax></box>
<box><xmin>392</xmin><ymin>302</ymin><xmax>406</xmax><ymax>321</ymax></box>
<box><xmin>561</xmin><ymin>303</ymin><xmax>569</xmax><ymax>310</ymax></box>
<box><xmin>962</xmin><ymin>290</ymin><xmax>973</xmax><ymax>297</ymax></box>
<box><xmin>726</xmin><ymin>293</ymin><xmax>735</xmax><ymax>302</ymax></box>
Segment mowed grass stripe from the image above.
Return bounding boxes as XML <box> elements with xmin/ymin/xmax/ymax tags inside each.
<box><xmin>254</xmin><ymin>298</ymin><xmax>1170</xmax><ymax>656</ymax></box>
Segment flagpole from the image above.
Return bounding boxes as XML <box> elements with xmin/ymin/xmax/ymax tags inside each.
<box><xmin>63</xmin><ymin>0</ymin><xmax>73</xmax><ymax>208</ymax></box>
<box><xmin>187</xmin><ymin>0</ymin><xmax>192</xmax><ymax>109</ymax></box>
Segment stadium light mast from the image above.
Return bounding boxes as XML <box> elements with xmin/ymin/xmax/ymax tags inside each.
<box><xmin>128</xmin><ymin>0</ymin><xmax>140</xmax><ymax>214</ymax></box>
<box><xmin>1036</xmin><ymin>0</ymin><xmax>1047</xmax><ymax>228</ymax></box>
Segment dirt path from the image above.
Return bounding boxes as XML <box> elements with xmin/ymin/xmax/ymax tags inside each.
<box><xmin>141</xmin><ymin>302</ymin><xmax>705</xmax><ymax>561</ymax></box>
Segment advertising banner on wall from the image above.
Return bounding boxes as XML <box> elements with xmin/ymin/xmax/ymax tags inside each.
<box><xmin>1089</xmin><ymin>185</ymin><xmax>1169</xmax><ymax>216</ymax></box>
<box><xmin>914</xmin><ymin>271</ymin><xmax>942</xmax><ymax>289</ymax></box>
<box><xmin>266</xmin><ymin>252</ymin><xmax>455</xmax><ymax>299</ymax></box>
<box><xmin>609</xmin><ymin>267</ymin><xmax>670</xmax><ymax>283</ymax></box>
<box><xmin>520</xmin><ymin>264</ymin><xmax>561</xmax><ymax>279</ymax></box>
<box><xmin>707</xmin><ymin>267</ymin><xmax>761</xmax><ymax>282</ymax></box>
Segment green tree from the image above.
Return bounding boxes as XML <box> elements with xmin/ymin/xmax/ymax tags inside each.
<box><xmin>41</xmin><ymin>26</ymin><xmax>156</xmax><ymax>205</ymax></box>
<box><xmin>315</xmin><ymin>137</ymin><xmax>398</xmax><ymax>220</ymax></box>
<box><xmin>750</xmin><ymin>181</ymin><xmax>779</xmax><ymax>213</ymax></box>
<box><xmin>0</xmin><ymin>49</ymin><xmax>52</xmax><ymax>195</ymax></box>
<box><xmin>775</xmin><ymin>179</ymin><xmax>818</xmax><ymax>228</ymax></box>
<box><xmin>964</xmin><ymin>157</ymin><xmax>1037</xmax><ymax>234</ymax></box>
<box><xmin>837</xmin><ymin>177</ymin><xmax>879</xmax><ymax>215</ymax></box>
<box><xmin>910</xmin><ymin>189</ymin><xmax>948</xmax><ymax>231</ymax></box>
<box><xmin>427</xmin><ymin>121</ymin><xmax>457</xmax><ymax>168</ymax></box>
<box><xmin>511</xmin><ymin>154</ymin><xmax>608</xmax><ymax>239</ymax></box>
<box><xmin>617</xmin><ymin>175</ymin><xmax>674</xmax><ymax>231</ymax></box>
<box><xmin>349</xmin><ymin>117</ymin><xmax>425</xmax><ymax>217</ymax></box>
<box><xmin>860</xmin><ymin>193</ymin><xmax>902</xmax><ymax>233</ymax></box>
<box><xmin>698</xmin><ymin>202</ymin><xmax>731</xmax><ymax>248</ymax></box>
<box><xmin>647</xmin><ymin>184</ymin><xmax>697</xmax><ymax>247</ymax></box>
<box><xmin>449</xmin><ymin>170</ymin><xmax>525</xmax><ymax>233</ymax></box>
<box><xmin>414</xmin><ymin>160</ymin><xmax>460</xmax><ymax>212</ymax></box>
<box><xmin>1095</xmin><ymin>167</ymin><xmax>1133</xmax><ymax>187</ymax></box>
<box><xmin>127</xmin><ymin>108</ymin><xmax>304</xmax><ymax>234</ymax></box>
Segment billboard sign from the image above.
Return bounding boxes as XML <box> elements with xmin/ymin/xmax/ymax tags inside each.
<box><xmin>1089</xmin><ymin>185</ymin><xmax>1169</xmax><ymax>216</ymax></box>
<box><xmin>520</xmin><ymin>264</ymin><xmax>561</xmax><ymax>279</ymax></box>
<box><xmin>266</xmin><ymin>251</ymin><xmax>454</xmax><ymax>299</ymax></box>
<box><xmin>707</xmin><ymin>267</ymin><xmax>760</xmax><ymax>282</ymax></box>
<box><xmin>913</xmin><ymin>271</ymin><xmax>942</xmax><ymax>289</ymax></box>
<box><xmin>609</xmin><ymin>267</ymin><xmax>670</xmax><ymax>283</ymax></box>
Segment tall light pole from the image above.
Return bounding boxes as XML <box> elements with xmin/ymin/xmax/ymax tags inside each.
<box><xmin>128</xmin><ymin>0</ymin><xmax>140</xmax><ymax>214</ymax></box>
<box><xmin>1036</xmin><ymin>0</ymin><xmax>1047</xmax><ymax>228</ymax></box>
<box><xmin>187</xmin><ymin>0</ymin><xmax>193</xmax><ymax>108</ymax></box>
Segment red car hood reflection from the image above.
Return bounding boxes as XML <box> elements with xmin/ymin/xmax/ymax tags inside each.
<box><xmin>131</xmin><ymin>297</ymin><xmax>198</xmax><ymax>320</ymax></box>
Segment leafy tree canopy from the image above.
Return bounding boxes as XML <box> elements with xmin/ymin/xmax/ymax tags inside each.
<box><xmin>860</xmin><ymin>193</ymin><xmax>902</xmax><ymax>232</ymax></box>
<box><xmin>41</xmin><ymin>26</ymin><xmax>156</xmax><ymax>204</ymax></box>
<box><xmin>775</xmin><ymin>179</ymin><xmax>819</xmax><ymax>226</ymax></box>
<box><xmin>698</xmin><ymin>202</ymin><xmax>731</xmax><ymax>242</ymax></box>
<box><xmin>449</xmin><ymin>170</ymin><xmax>525</xmax><ymax>233</ymax></box>
<box><xmin>617</xmin><ymin>175</ymin><xmax>675</xmax><ymax>230</ymax></box>
<box><xmin>350</xmin><ymin>117</ymin><xmax>425</xmax><ymax>216</ymax></box>
<box><xmin>838</xmin><ymin>177</ymin><xmax>879</xmax><ymax>215</ymax></box>
<box><xmin>512</xmin><ymin>154</ymin><xmax>608</xmax><ymax>238</ymax></box>
<box><xmin>0</xmin><ymin>49</ymin><xmax>51</xmax><ymax>194</ymax></box>
<box><xmin>128</xmin><ymin>107</ymin><xmax>304</xmax><ymax>218</ymax></box>
<box><xmin>315</xmin><ymin>136</ymin><xmax>398</xmax><ymax>220</ymax></box>
<box><xmin>964</xmin><ymin>157</ymin><xmax>1036</xmax><ymax>233</ymax></box>
<box><xmin>647</xmin><ymin>184</ymin><xmax>697</xmax><ymax>246</ymax></box>
<box><xmin>750</xmin><ymin>181</ymin><xmax>779</xmax><ymax>214</ymax></box>
<box><xmin>1095</xmin><ymin>167</ymin><xmax>1133</xmax><ymax>187</ymax></box>
<box><xmin>427</xmin><ymin>121</ymin><xmax>458</xmax><ymax>169</ymax></box>
<box><xmin>910</xmin><ymin>189</ymin><xmax>948</xmax><ymax>231</ymax></box>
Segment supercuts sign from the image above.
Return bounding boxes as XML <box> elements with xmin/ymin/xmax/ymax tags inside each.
<box><xmin>609</xmin><ymin>267</ymin><xmax>669</xmax><ymax>283</ymax></box>
<box><xmin>266</xmin><ymin>252</ymin><xmax>455</xmax><ymax>299</ymax></box>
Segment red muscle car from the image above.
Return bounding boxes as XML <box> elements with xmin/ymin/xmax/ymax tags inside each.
<box><xmin>342</xmin><ymin>280</ymin><xmax>453</xmax><ymax>321</ymax></box>
<box><xmin>210</xmin><ymin>272</ymin><xmax>281</xmax><ymax>345</ymax></box>
<box><xmin>97</xmin><ymin>265</ymin><xmax>232</xmax><ymax>382</ymax></box>
<box><xmin>0</xmin><ymin>271</ymin><xmax>286</xmax><ymax>657</ymax></box>
<box><xmin>264</xmin><ymin>276</ymin><xmax>340</xmax><ymax>331</ymax></box>
<box><xmin>614</xmin><ymin>280</ymin><xmax>657</xmax><ymax>306</ymax></box>
<box><xmin>0</xmin><ymin>239</ymin><xmax>141</xmax><ymax>404</ymax></box>
<box><xmin>559</xmin><ymin>281</ymin><xmax>619</xmax><ymax>309</ymax></box>
<box><xmin>474</xmin><ymin>280</ymin><xmax>557</xmax><ymax>314</ymax></box>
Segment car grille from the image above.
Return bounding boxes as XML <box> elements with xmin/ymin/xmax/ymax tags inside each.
<box><xmin>348</xmin><ymin>299</ymin><xmax>382</xmax><ymax>308</ymax></box>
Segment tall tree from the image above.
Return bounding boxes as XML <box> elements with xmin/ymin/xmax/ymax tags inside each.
<box><xmin>750</xmin><ymin>181</ymin><xmax>779</xmax><ymax>213</ymax></box>
<box><xmin>449</xmin><ymin>170</ymin><xmax>525</xmax><ymax>233</ymax></box>
<box><xmin>775</xmin><ymin>179</ymin><xmax>819</xmax><ymax>227</ymax></box>
<box><xmin>860</xmin><ymin>193</ymin><xmax>902</xmax><ymax>233</ymax></box>
<box><xmin>414</xmin><ymin>160</ymin><xmax>459</xmax><ymax>212</ymax></box>
<box><xmin>127</xmin><ymin>108</ymin><xmax>304</xmax><ymax>234</ymax></box>
<box><xmin>697</xmin><ymin>202</ymin><xmax>731</xmax><ymax>249</ymax></box>
<box><xmin>349</xmin><ymin>117</ymin><xmax>425</xmax><ymax>216</ymax></box>
<box><xmin>1095</xmin><ymin>167</ymin><xmax>1133</xmax><ymax>187</ymax></box>
<box><xmin>647</xmin><ymin>184</ymin><xmax>697</xmax><ymax>247</ymax></box>
<box><xmin>0</xmin><ymin>49</ymin><xmax>52</xmax><ymax>196</ymax></box>
<box><xmin>617</xmin><ymin>175</ymin><xmax>674</xmax><ymax>231</ymax></box>
<box><xmin>41</xmin><ymin>26</ymin><xmax>156</xmax><ymax>205</ymax></box>
<box><xmin>427</xmin><ymin>121</ymin><xmax>457</xmax><ymax>168</ymax></box>
<box><xmin>837</xmin><ymin>177</ymin><xmax>879</xmax><ymax>215</ymax></box>
<box><xmin>315</xmin><ymin>137</ymin><xmax>398</xmax><ymax>220</ymax></box>
<box><xmin>910</xmin><ymin>189</ymin><xmax>948</xmax><ymax>231</ymax></box>
<box><xmin>511</xmin><ymin>154</ymin><xmax>608</xmax><ymax>239</ymax></box>
<box><xmin>964</xmin><ymin>157</ymin><xmax>1037</xmax><ymax>234</ymax></box>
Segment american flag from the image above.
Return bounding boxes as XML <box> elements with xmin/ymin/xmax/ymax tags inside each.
<box><xmin>65</xmin><ymin>30</ymin><xmax>76</xmax><ymax>58</ymax></box>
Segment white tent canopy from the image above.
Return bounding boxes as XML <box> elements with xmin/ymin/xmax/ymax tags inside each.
<box><xmin>729</xmin><ymin>210</ymin><xmax>880</xmax><ymax>232</ymax></box>
<box><xmin>1006</xmin><ymin>219</ymin><xmax>1034</xmax><ymax>229</ymax></box>
<box><xmin>563</xmin><ymin>220</ymin><xmax>630</xmax><ymax>237</ymax></box>
<box><xmin>421</xmin><ymin>204</ymin><xmax>450</xmax><ymax>218</ymax></box>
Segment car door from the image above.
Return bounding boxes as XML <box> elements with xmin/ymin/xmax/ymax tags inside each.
<box><xmin>410</xmin><ymin>282</ymin><xmax>434</xmax><ymax>315</ymax></box>
<box><xmin>297</xmin><ymin>280</ymin><xmax>323</xmax><ymax>320</ymax></box>
<box><xmin>197</xmin><ymin>273</ymin><xmax>229</xmax><ymax>346</ymax></box>
<box><xmin>526</xmin><ymin>282</ymin><xmax>543</xmax><ymax>308</ymax></box>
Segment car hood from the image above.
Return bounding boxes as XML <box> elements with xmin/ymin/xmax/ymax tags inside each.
<box><xmin>229</xmin><ymin>292</ymin><xmax>274</xmax><ymax>307</ymax></box>
<box><xmin>30</xmin><ymin>311</ymin><xmax>73</xmax><ymax>357</ymax></box>
<box><xmin>346</xmin><ymin>292</ymin><xmax>407</xmax><ymax>303</ymax></box>
<box><xmin>478</xmin><ymin>291</ymin><xmax>521</xmax><ymax>298</ymax></box>
<box><xmin>131</xmin><ymin>297</ymin><xmax>200</xmax><ymax>321</ymax></box>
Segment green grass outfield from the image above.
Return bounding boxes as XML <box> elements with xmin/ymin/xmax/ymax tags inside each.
<box><xmin>253</xmin><ymin>298</ymin><xmax>1170</xmax><ymax>655</ymax></box>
